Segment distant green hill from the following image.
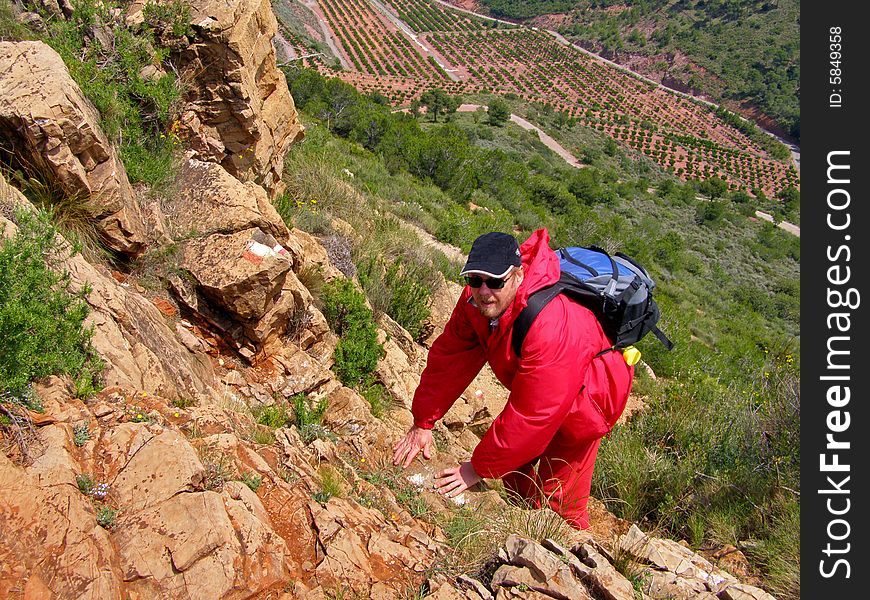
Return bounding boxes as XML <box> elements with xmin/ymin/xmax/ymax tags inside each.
<box><xmin>480</xmin><ymin>0</ymin><xmax>800</xmax><ymax>142</ymax></box>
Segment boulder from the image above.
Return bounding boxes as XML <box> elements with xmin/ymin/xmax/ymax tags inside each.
<box><xmin>115</xmin><ymin>489</ymin><xmax>289</xmax><ymax>598</ymax></box>
<box><xmin>311</xmin><ymin>497</ymin><xmax>438</xmax><ymax>595</ymax></box>
<box><xmin>169</xmin><ymin>155</ymin><xmax>291</xmax><ymax>242</ymax></box>
<box><xmin>0</xmin><ymin>437</ymin><xmax>124</xmax><ymax>599</ymax></box>
<box><xmin>542</xmin><ymin>539</ymin><xmax>636</xmax><ymax>600</ymax></box>
<box><xmin>179</xmin><ymin>228</ymin><xmax>292</xmax><ymax>321</ymax></box>
<box><xmin>619</xmin><ymin>524</ymin><xmax>736</xmax><ymax>589</ymax></box>
<box><xmin>175</xmin><ymin>225</ymin><xmax>325</xmax><ymax>358</ymax></box>
<box><xmin>0</xmin><ymin>41</ymin><xmax>147</xmax><ymax>257</ymax></box>
<box><xmin>98</xmin><ymin>424</ymin><xmax>205</xmax><ymax>513</ymax></box>
<box><xmin>496</xmin><ymin>535</ymin><xmax>593</xmax><ymax>600</ymax></box>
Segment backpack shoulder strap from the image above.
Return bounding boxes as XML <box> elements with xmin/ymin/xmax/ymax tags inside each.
<box><xmin>511</xmin><ymin>282</ymin><xmax>564</xmax><ymax>358</ymax></box>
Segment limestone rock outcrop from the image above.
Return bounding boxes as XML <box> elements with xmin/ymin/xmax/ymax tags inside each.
<box><xmin>430</xmin><ymin>532</ymin><xmax>778</xmax><ymax>600</ymax></box>
<box><xmin>126</xmin><ymin>0</ymin><xmax>304</xmax><ymax>198</ymax></box>
<box><xmin>0</xmin><ymin>41</ymin><xmax>147</xmax><ymax>257</ymax></box>
<box><xmin>162</xmin><ymin>155</ymin><xmax>328</xmax><ymax>361</ymax></box>
<box><xmin>1</xmin><ymin>177</ymin><xmax>220</xmax><ymax>402</ymax></box>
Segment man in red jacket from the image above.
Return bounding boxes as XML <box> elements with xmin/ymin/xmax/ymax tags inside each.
<box><xmin>392</xmin><ymin>229</ymin><xmax>634</xmax><ymax>529</ymax></box>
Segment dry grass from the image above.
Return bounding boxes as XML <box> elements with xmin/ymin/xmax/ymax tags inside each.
<box><xmin>0</xmin><ymin>151</ymin><xmax>105</xmax><ymax>261</ymax></box>
<box><xmin>434</xmin><ymin>478</ymin><xmax>574</xmax><ymax>578</ymax></box>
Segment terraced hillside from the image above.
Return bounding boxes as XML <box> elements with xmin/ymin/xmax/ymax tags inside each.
<box><xmin>275</xmin><ymin>0</ymin><xmax>798</xmax><ymax>200</ymax></box>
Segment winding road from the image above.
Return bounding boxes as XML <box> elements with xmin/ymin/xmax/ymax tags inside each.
<box><xmin>457</xmin><ymin>104</ymin><xmax>582</xmax><ymax>168</ymax></box>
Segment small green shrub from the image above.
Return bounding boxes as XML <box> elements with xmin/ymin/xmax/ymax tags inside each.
<box><xmin>171</xmin><ymin>397</ymin><xmax>196</xmax><ymax>409</ymax></box>
<box><xmin>321</xmin><ymin>279</ymin><xmax>384</xmax><ymax>387</ymax></box>
<box><xmin>239</xmin><ymin>472</ymin><xmax>262</xmax><ymax>493</ymax></box>
<box><xmin>358</xmin><ymin>376</ymin><xmax>387</xmax><ymax>419</ymax></box>
<box><xmin>249</xmin><ymin>427</ymin><xmax>276</xmax><ymax>446</ymax></box>
<box><xmin>395</xmin><ymin>487</ymin><xmax>428</xmax><ymax>518</ymax></box>
<box><xmin>76</xmin><ymin>473</ymin><xmax>95</xmax><ymax>495</ymax></box>
<box><xmin>290</xmin><ymin>393</ymin><xmax>335</xmax><ymax>443</ymax></box>
<box><xmin>312</xmin><ymin>490</ymin><xmax>332</xmax><ymax>504</ymax></box>
<box><xmin>40</xmin><ymin>0</ymin><xmax>182</xmax><ymax>187</ymax></box>
<box><xmin>73</xmin><ymin>422</ymin><xmax>91</xmax><ymax>447</ymax></box>
<box><xmin>95</xmin><ymin>504</ymin><xmax>117</xmax><ymax>529</ymax></box>
<box><xmin>0</xmin><ymin>0</ymin><xmax>33</xmax><ymax>41</ymax></box>
<box><xmin>0</xmin><ymin>210</ymin><xmax>103</xmax><ymax>399</ymax></box>
<box><xmin>257</xmin><ymin>404</ymin><xmax>292</xmax><ymax>428</ymax></box>
<box><xmin>142</xmin><ymin>0</ymin><xmax>194</xmax><ymax>38</ymax></box>
<box><xmin>318</xmin><ymin>464</ymin><xmax>345</xmax><ymax>499</ymax></box>
<box><xmin>356</xmin><ymin>251</ymin><xmax>436</xmax><ymax>341</ymax></box>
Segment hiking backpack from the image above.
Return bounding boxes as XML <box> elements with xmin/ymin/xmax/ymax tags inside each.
<box><xmin>511</xmin><ymin>246</ymin><xmax>673</xmax><ymax>358</ymax></box>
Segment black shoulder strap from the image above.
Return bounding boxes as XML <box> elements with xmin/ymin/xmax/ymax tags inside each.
<box><xmin>511</xmin><ymin>282</ymin><xmax>564</xmax><ymax>358</ymax></box>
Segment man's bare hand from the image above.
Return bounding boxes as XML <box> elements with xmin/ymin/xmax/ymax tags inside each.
<box><xmin>392</xmin><ymin>425</ymin><xmax>434</xmax><ymax>468</ymax></box>
<box><xmin>434</xmin><ymin>461</ymin><xmax>481</xmax><ymax>498</ymax></box>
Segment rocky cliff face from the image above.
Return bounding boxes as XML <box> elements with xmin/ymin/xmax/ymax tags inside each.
<box><xmin>125</xmin><ymin>0</ymin><xmax>305</xmax><ymax>199</ymax></box>
<box><xmin>0</xmin><ymin>41</ymin><xmax>148</xmax><ymax>257</ymax></box>
<box><xmin>0</xmin><ymin>2</ymin><xmax>778</xmax><ymax>599</ymax></box>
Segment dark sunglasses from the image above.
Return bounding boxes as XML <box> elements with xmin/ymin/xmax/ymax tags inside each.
<box><xmin>465</xmin><ymin>273</ymin><xmax>512</xmax><ymax>289</ymax></box>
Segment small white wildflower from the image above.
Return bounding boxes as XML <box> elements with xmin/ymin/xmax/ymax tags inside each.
<box><xmin>450</xmin><ymin>493</ymin><xmax>467</xmax><ymax>506</ymax></box>
<box><xmin>91</xmin><ymin>482</ymin><xmax>110</xmax><ymax>500</ymax></box>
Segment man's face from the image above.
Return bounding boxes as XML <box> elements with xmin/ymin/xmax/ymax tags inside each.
<box><xmin>469</xmin><ymin>268</ymin><xmax>524</xmax><ymax>319</ymax></box>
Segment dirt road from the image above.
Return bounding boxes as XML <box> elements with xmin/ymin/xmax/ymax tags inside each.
<box><xmin>457</xmin><ymin>104</ymin><xmax>582</xmax><ymax>168</ymax></box>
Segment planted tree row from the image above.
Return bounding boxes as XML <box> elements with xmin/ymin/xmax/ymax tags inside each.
<box><xmin>303</xmin><ymin>0</ymin><xmax>796</xmax><ymax>198</ymax></box>
<box><xmin>318</xmin><ymin>0</ymin><xmax>445</xmax><ymax>81</ymax></box>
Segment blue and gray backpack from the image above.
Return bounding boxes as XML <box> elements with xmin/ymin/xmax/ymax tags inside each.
<box><xmin>512</xmin><ymin>246</ymin><xmax>674</xmax><ymax>358</ymax></box>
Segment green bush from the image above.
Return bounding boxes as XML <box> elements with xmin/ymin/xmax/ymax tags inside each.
<box><xmin>257</xmin><ymin>404</ymin><xmax>292</xmax><ymax>428</ymax></box>
<box><xmin>356</xmin><ymin>250</ymin><xmax>437</xmax><ymax>341</ymax></box>
<box><xmin>239</xmin><ymin>472</ymin><xmax>262</xmax><ymax>493</ymax></box>
<box><xmin>321</xmin><ymin>279</ymin><xmax>384</xmax><ymax>387</ymax></box>
<box><xmin>290</xmin><ymin>392</ymin><xmax>334</xmax><ymax>443</ymax></box>
<box><xmin>0</xmin><ymin>210</ymin><xmax>102</xmax><ymax>400</ymax></box>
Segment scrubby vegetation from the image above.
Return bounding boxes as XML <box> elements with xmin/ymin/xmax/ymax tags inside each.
<box><xmin>0</xmin><ymin>210</ymin><xmax>103</xmax><ymax>402</ymax></box>
<box><xmin>321</xmin><ymin>278</ymin><xmax>384</xmax><ymax>388</ymax></box>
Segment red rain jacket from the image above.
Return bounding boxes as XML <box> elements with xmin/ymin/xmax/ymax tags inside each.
<box><xmin>411</xmin><ymin>228</ymin><xmax>634</xmax><ymax>479</ymax></box>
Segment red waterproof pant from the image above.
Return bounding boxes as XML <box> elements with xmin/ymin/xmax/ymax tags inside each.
<box><xmin>501</xmin><ymin>434</ymin><xmax>601</xmax><ymax>530</ymax></box>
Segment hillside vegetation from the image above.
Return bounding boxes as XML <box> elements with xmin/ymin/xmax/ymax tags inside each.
<box><xmin>1</xmin><ymin>1</ymin><xmax>799</xmax><ymax>597</ymax></box>
<box><xmin>479</xmin><ymin>0</ymin><xmax>800</xmax><ymax>141</ymax></box>
<box><xmin>274</xmin><ymin>0</ymin><xmax>799</xmax><ymax>202</ymax></box>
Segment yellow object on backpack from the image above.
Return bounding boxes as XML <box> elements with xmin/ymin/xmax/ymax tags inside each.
<box><xmin>622</xmin><ymin>346</ymin><xmax>641</xmax><ymax>366</ymax></box>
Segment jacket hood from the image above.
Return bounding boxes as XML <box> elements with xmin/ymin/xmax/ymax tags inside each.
<box><xmin>516</xmin><ymin>228</ymin><xmax>560</xmax><ymax>308</ymax></box>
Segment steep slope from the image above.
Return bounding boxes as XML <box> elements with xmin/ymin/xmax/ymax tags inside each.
<box><xmin>0</xmin><ymin>2</ymin><xmax>785</xmax><ymax>599</ymax></box>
